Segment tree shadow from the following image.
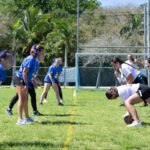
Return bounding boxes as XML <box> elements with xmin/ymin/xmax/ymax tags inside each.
<box><xmin>0</xmin><ymin>141</ymin><xmax>62</xmax><ymax>149</ymax></box>
<box><xmin>40</xmin><ymin>120</ymin><xmax>90</xmax><ymax>125</ymax></box>
<box><xmin>142</xmin><ymin>122</ymin><xmax>150</xmax><ymax>126</ymax></box>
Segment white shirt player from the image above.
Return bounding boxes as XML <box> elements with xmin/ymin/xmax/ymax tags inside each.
<box><xmin>116</xmin><ymin>74</ymin><xmax>127</xmax><ymax>85</ymax></box>
<box><xmin>117</xmin><ymin>83</ymin><xmax>140</xmax><ymax>102</ymax></box>
<box><xmin>119</xmin><ymin>62</ymin><xmax>140</xmax><ymax>81</ymax></box>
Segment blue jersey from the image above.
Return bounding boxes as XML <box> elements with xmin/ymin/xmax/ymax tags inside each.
<box><xmin>15</xmin><ymin>55</ymin><xmax>39</xmax><ymax>83</ymax></box>
<box><xmin>0</xmin><ymin>64</ymin><xmax>7</xmax><ymax>82</ymax></box>
<box><xmin>33</xmin><ymin>61</ymin><xmax>40</xmax><ymax>77</ymax></box>
<box><xmin>44</xmin><ymin>65</ymin><xmax>62</xmax><ymax>83</ymax></box>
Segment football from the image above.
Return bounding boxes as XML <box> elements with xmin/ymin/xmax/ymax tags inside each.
<box><xmin>124</xmin><ymin>115</ymin><xmax>134</xmax><ymax>124</ymax></box>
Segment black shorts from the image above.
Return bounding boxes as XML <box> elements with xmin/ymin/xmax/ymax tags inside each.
<box><xmin>133</xmin><ymin>74</ymin><xmax>148</xmax><ymax>85</ymax></box>
<box><xmin>13</xmin><ymin>76</ymin><xmax>26</xmax><ymax>86</ymax></box>
<box><xmin>136</xmin><ymin>84</ymin><xmax>150</xmax><ymax>102</ymax></box>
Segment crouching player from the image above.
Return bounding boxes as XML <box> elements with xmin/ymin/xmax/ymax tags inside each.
<box><xmin>105</xmin><ymin>83</ymin><xmax>150</xmax><ymax>127</ymax></box>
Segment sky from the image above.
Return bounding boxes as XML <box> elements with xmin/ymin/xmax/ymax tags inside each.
<box><xmin>98</xmin><ymin>0</ymin><xmax>148</xmax><ymax>8</ymax></box>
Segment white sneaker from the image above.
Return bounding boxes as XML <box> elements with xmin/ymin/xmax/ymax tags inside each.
<box><xmin>60</xmin><ymin>99</ymin><xmax>63</xmax><ymax>104</ymax></box>
<box><xmin>43</xmin><ymin>99</ymin><xmax>48</xmax><ymax>103</ymax></box>
<box><xmin>16</xmin><ymin>119</ymin><xmax>26</xmax><ymax>125</ymax></box>
<box><xmin>26</xmin><ymin>117</ymin><xmax>36</xmax><ymax>123</ymax></box>
<box><xmin>127</xmin><ymin>121</ymin><xmax>142</xmax><ymax>127</ymax></box>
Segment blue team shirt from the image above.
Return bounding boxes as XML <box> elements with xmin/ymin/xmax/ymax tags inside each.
<box><xmin>15</xmin><ymin>55</ymin><xmax>39</xmax><ymax>83</ymax></box>
<box><xmin>33</xmin><ymin>61</ymin><xmax>40</xmax><ymax>77</ymax></box>
<box><xmin>0</xmin><ymin>64</ymin><xmax>7</xmax><ymax>82</ymax></box>
<box><xmin>44</xmin><ymin>65</ymin><xmax>62</xmax><ymax>83</ymax></box>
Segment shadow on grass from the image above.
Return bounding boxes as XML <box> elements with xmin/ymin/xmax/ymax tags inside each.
<box><xmin>142</xmin><ymin>122</ymin><xmax>150</xmax><ymax>126</ymax></box>
<box><xmin>64</xmin><ymin>104</ymin><xmax>79</xmax><ymax>106</ymax></box>
<box><xmin>0</xmin><ymin>141</ymin><xmax>62</xmax><ymax>149</ymax></box>
<box><xmin>41</xmin><ymin>114</ymin><xmax>81</xmax><ymax>117</ymax></box>
<box><xmin>40</xmin><ymin>120</ymin><xmax>89</xmax><ymax>125</ymax></box>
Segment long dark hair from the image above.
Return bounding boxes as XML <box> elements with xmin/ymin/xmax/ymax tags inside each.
<box><xmin>112</xmin><ymin>57</ymin><xmax>124</xmax><ymax>64</ymax></box>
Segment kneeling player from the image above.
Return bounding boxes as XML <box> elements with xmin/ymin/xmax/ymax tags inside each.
<box><xmin>105</xmin><ymin>84</ymin><xmax>150</xmax><ymax>127</ymax></box>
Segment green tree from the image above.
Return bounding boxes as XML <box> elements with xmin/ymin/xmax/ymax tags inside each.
<box><xmin>120</xmin><ymin>14</ymin><xmax>143</xmax><ymax>45</ymax></box>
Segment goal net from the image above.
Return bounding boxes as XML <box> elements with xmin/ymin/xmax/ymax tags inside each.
<box><xmin>75</xmin><ymin>52</ymin><xmax>148</xmax><ymax>89</ymax></box>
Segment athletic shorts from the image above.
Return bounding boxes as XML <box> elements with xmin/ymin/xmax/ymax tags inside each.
<box><xmin>44</xmin><ymin>81</ymin><xmax>59</xmax><ymax>84</ymax></box>
<box><xmin>133</xmin><ymin>74</ymin><xmax>148</xmax><ymax>85</ymax></box>
<box><xmin>136</xmin><ymin>84</ymin><xmax>150</xmax><ymax>102</ymax></box>
<box><xmin>13</xmin><ymin>75</ymin><xmax>26</xmax><ymax>86</ymax></box>
<box><xmin>44</xmin><ymin>76</ymin><xmax>59</xmax><ymax>84</ymax></box>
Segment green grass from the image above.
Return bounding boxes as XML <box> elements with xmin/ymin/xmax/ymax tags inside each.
<box><xmin>0</xmin><ymin>88</ymin><xmax>150</xmax><ymax>150</ymax></box>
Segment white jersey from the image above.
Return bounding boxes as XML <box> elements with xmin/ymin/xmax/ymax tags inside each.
<box><xmin>120</xmin><ymin>63</ymin><xmax>140</xmax><ymax>81</ymax></box>
<box><xmin>116</xmin><ymin>74</ymin><xmax>127</xmax><ymax>85</ymax></box>
<box><xmin>117</xmin><ymin>83</ymin><xmax>140</xmax><ymax>101</ymax></box>
<box><xmin>125</xmin><ymin>60</ymin><xmax>137</xmax><ymax>68</ymax></box>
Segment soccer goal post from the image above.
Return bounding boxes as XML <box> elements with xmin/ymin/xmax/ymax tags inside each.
<box><xmin>75</xmin><ymin>52</ymin><xmax>149</xmax><ymax>89</ymax></box>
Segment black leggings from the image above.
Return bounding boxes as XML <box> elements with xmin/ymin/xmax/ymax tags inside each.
<box><xmin>56</xmin><ymin>83</ymin><xmax>63</xmax><ymax>100</ymax></box>
<box><xmin>8</xmin><ymin>83</ymin><xmax>37</xmax><ymax>111</ymax></box>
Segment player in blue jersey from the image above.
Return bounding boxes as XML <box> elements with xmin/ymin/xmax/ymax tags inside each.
<box><xmin>0</xmin><ymin>50</ymin><xmax>14</xmax><ymax>84</ymax></box>
<box><xmin>13</xmin><ymin>45</ymin><xmax>44</xmax><ymax>125</ymax></box>
<box><xmin>6</xmin><ymin>56</ymin><xmax>43</xmax><ymax>116</ymax></box>
<box><xmin>40</xmin><ymin>57</ymin><xmax>63</xmax><ymax>105</ymax></box>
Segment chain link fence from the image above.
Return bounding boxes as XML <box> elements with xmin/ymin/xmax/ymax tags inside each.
<box><xmin>79</xmin><ymin>67</ymin><xmax>115</xmax><ymax>87</ymax></box>
<box><xmin>3</xmin><ymin>66</ymin><xmax>76</xmax><ymax>86</ymax></box>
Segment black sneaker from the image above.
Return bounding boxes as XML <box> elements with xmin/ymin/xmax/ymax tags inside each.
<box><xmin>58</xmin><ymin>102</ymin><xmax>64</xmax><ymax>106</ymax></box>
<box><xmin>143</xmin><ymin>103</ymin><xmax>148</xmax><ymax>107</ymax></box>
<box><xmin>33</xmin><ymin>111</ymin><xmax>43</xmax><ymax>116</ymax></box>
<box><xmin>6</xmin><ymin>108</ymin><xmax>13</xmax><ymax>115</ymax></box>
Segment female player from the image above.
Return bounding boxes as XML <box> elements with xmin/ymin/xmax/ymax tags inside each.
<box><xmin>112</xmin><ymin>57</ymin><xmax>148</xmax><ymax>106</ymax></box>
<box><xmin>112</xmin><ymin>57</ymin><xmax>147</xmax><ymax>85</ymax></box>
<box><xmin>0</xmin><ymin>50</ymin><xmax>14</xmax><ymax>83</ymax></box>
<box><xmin>105</xmin><ymin>83</ymin><xmax>150</xmax><ymax>127</ymax></box>
<box><xmin>40</xmin><ymin>57</ymin><xmax>63</xmax><ymax>105</ymax></box>
<box><xmin>6</xmin><ymin>68</ymin><xmax>43</xmax><ymax>116</ymax></box>
<box><xmin>14</xmin><ymin>44</ymin><xmax>44</xmax><ymax>125</ymax></box>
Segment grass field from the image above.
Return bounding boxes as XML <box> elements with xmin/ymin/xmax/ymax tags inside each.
<box><xmin>0</xmin><ymin>88</ymin><xmax>150</xmax><ymax>150</ymax></box>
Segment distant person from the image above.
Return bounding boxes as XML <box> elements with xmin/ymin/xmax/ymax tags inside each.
<box><xmin>126</xmin><ymin>54</ymin><xmax>136</xmax><ymax>67</ymax></box>
<box><xmin>0</xmin><ymin>50</ymin><xmax>14</xmax><ymax>84</ymax></box>
<box><xmin>127</xmin><ymin>54</ymin><xmax>146</xmax><ymax>77</ymax></box>
<box><xmin>145</xmin><ymin>58</ymin><xmax>150</xmax><ymax>69</ymax></box>
<box><xmin>13</xmin><ymin>44</ymin><xmax>45</xmax><ymax>125</ymax></box>
<box><xmin>105</xmin><ymin>83</ymin><xmax>150</xmax><ymax>127</ymax></box>
<box><xmin>40</xmin><ymin>57</ymin><xmax>63</xmax><ymax>105</ymax></box>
